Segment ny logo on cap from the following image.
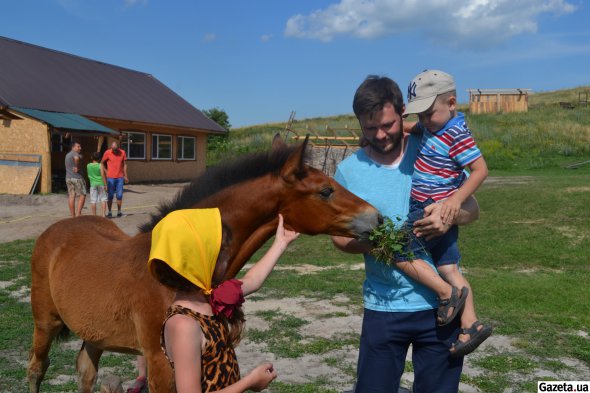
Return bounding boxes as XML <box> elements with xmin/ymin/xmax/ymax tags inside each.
<box><xmin>407</xmin><ymin>81</ymin><xmax>417</xmax><ymax>100</ymax></box>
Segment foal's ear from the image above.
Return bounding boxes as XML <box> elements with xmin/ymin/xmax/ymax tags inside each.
<box><xmin>271</xmin><ymin>133</ymin><xmax>286</xmax><ymax>151</ymax></box>
<box><xmin>280</xmin><ymin>135</ymin><xmax>309</xmax><ymax>183</ymax></box>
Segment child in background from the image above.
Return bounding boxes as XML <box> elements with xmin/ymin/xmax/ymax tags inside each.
<box><xmin>401</xmin><ymin>69</ymin><xmax>492</xmax><ymax>356</ymax></box>
<box><xmin>148</xmin><ymin>208</ymin><xmax>299</xmax><ymax>393</ymax></box>
<box><xmin>86</xmin><ymin>152</ymin><xmax>107</xmax><ymax>217</ymax></box>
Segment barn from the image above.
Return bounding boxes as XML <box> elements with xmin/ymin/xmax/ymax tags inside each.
<box><xmin>467</xmin><ymin>88</ymin><xmax>531</xmax><ymax>114</ymax></box>
<box><xmin>0</xmin><ymin>36</ymin><xmax>225</xmax><ymax>194</ymax></box>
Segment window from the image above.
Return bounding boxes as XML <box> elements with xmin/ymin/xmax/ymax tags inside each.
<box><xmin>152</xmin><ymin>134</ymin><xmax>172</xmax><ymax>160</ymax></box>
<box><xmin>177</xmin><ymin>136</ymin><xmax>196</xmax><ymax>160</ymax></box>
<box><xmin>122</xmin><ymin>132</ymin><xmax>146</xmax><ymax>159</ymax></box>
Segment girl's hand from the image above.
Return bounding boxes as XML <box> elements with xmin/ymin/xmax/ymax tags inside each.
<box><xmin>246</xmin><ymin>362</ymin><xmax>277</xmax><ymax>392</ymax></box>
<box><xmin>274</xmin><ymin>214</ymin><xmax>300</xmax><ymax>249</ymax></box>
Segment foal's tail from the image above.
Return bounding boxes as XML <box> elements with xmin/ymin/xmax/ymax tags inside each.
<box><xmin>55</xmin><ymin>324</ymin><xmax>71</xmax><ymax>342</ymax></box>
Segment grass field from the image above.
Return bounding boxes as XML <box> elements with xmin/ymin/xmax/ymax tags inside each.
<box><xmin>212</xmin><ymin>86</ymin><xmax>590</xmax><ymax>172</ymax></box>
<box><xmin>1</xmin><ymin>165</ymin><xmax>589</xmax><ymax>392</ymax></box>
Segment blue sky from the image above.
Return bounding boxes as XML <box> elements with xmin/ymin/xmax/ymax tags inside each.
<box><xmin>2</xmin><ymin>0</ymin><xmax>589</xmax><ymax>127</ymax></box>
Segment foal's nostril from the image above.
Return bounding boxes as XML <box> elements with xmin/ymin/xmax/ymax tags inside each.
<box><xmin>377</xmin><ymin>213</ymin><xmax>384</xmax><ymax>225</ymax></box>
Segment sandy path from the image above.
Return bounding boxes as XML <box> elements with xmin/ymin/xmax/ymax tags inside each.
<box><xmin>0</xmin><ymin>183</ymin><xmax>184</xmax><ymax>243</ymax></box>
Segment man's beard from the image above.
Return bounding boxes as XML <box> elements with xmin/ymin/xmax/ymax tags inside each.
<box><xmin>364</xmin><ymin>129</ymin><xmax>402</xmax><ymax>154</ymax></box>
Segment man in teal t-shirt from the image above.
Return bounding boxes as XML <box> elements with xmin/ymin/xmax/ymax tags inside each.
<box><xmin>87</xmin><ymin>152</ymin><xmax>107</xmax><ymax>216</ymax></box>
<box><xmin>332</xmin><ymin>76</ymin><xmax>480</xmax><ymax>393</ymax></box>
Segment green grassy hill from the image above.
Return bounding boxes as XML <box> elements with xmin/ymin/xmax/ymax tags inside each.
<box><xmin>210</xmin><ymin>86</ymin><xmax>590</xmax><ymax>171</ymax></box>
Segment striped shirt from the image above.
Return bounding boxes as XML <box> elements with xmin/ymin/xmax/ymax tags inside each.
<box><xmin>411</xmin><ymin>112</ymin><xmax>482</xmax><ymax>202</ymax></box>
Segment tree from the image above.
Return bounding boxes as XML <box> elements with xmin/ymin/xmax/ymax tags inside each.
<box><xmin>203</xmin><ymin>107</ymin><xmax>231</xmax><ymax>131</ymax></box>
<box><xmin>203</xmin><ymin>107</ymin><xmax>231</xmax><ymax>152</ymax></box>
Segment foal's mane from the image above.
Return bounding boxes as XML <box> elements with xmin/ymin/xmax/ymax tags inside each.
<box><xmin>139</xmin><ymin>143</ymin><xmax>300</xmax><ymax>233</ymax></box>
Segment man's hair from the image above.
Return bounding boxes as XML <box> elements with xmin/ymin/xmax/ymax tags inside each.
<box><xmin>353</xmin><ymin>75</ymin><xmax>404</xmax><ymax>118</ymax></box>
<box><xmin>71</xmin><ymin>140</ymin><xmax>81</xmax><ymax>148</ymax></box>
<box><xmin>91</xmin><ymin>151</ymin><xmax>101</xmax><ymax>161</ymax></box>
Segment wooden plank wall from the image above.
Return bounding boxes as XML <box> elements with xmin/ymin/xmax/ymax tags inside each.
<box><xmin>469</xmin><ymin>93</ymin><xmax>529</xmax><ymax>114</ymax></box>
<box><xmin>0</xmin><ymin>117</ymin><xmax>51</xmax><ymax>193</ymax></box>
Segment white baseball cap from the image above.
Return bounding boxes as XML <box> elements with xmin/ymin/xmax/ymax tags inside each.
<box><xmin>405</xmin><ymin>70</ymin><xmax>456</xmax><ymax>115</ymax></box>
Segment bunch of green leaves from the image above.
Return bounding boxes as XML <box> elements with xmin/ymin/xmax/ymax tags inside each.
<box><xmin>368</xmin><ymin>216</ymin><xmax>416</xmax><ymax>265</ymax></box>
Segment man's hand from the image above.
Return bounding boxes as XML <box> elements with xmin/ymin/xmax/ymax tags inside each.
<box><xmin>124</xmin><ymin>176</ymin><xmax>129</xmax><ymax>184</ymax></box>
<box><xmin>413</xmin><ymin>203</ymin><xmax>451</xmax><ymax>241</ymax></box>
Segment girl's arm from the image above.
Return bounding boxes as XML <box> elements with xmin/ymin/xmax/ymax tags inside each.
<box><xmin>240</xmin><ymin>214</ymin><xmax>299</xmax><ymax>296</ymax></box>
<box><xmin>168</xmin><ymin>316</ymin><xmax>277</xmax><ymax>393</ymax></box>
<box><xmin>166</xmin><ymin>315</ymin><xmax>203</xmax><ymax>393</ymax></box>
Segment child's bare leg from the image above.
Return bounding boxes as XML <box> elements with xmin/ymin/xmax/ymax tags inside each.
<box><xmin>396</xmin><ymin>259</ymin><xmax>452</xmax><ymax>300</ymax></box>
<box><xmin>90</xmin><ymin>203</ymin><xmax>97</xmax><ymax>216</ymax></box>
<box><xmin>101</xmin><ymin>201</ymin><xmax>107</xmax><ymax>217</ymax></box>
<box><xmin>437</xmin><ymin>264</ymin><xmax>477</xmax><ymax>327</ymax></box>
<box><xmin>438</xmin><ymin>263</ymin><xmax>491</xmax><ymax>355</ymax></box>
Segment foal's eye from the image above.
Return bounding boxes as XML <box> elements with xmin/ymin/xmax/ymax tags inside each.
<box><xmin>319</xmin><ymin>187</ymin><xmax>334</xmax><ymax>199</ymax></box>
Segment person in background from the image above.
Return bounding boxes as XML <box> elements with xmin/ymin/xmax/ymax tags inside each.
<box><xmin>65</xmin><ymin>140</ymin><xmax>86</xmax><ymax>217</ymax></box>
<box><xmin>101</xmin><ymin>141</ymin><xmax>128</xmax><ymax>218</ymax></box>
<box><xmin>87</xmin><ymin>151</ymin><xmax>108</xmax><ymax>217</ymax></box>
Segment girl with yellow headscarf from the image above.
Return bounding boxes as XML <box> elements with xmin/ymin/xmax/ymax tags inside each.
<box><xmin>149</xmin><ymin>209</ymin><xmax>299</xmax><ymax>393</ymax></box>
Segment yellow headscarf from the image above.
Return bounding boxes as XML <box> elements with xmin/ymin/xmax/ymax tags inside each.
<box><xmin>148</xmin><ymin>208</ymin><xmax>222</xmax><ymax>295</ymax></box>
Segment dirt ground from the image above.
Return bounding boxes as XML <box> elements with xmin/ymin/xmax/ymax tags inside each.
<box><xmin>0</xmin><ymin>183</ymin><xmax>186</xmax><ymax>242</ymax></box>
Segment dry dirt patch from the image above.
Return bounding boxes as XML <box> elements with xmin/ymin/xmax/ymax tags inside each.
<box><xmin>0</xmin><ymin>183</ymin><xmax>185</xmax><ymax>242</ymax></box>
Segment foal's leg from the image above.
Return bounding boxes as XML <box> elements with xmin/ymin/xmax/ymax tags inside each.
<box><xmin>145</xmin><ymin>349</ymin><xmax>175</xmax><ymax>392</ymax></box>
<box><xmin>27</xmin><ymin>319</ymin><xmax>65</xmax><ymax>393</ymax></box>
<box><xmin>76</xmin><ymin>341</ymin><xmax>104</xmax><ymax>393</ymax></box>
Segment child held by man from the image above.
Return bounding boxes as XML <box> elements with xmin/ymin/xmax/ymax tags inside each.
<box><xmin>390</xmin><ymin>69</ymin><xmax>492</xmax><ymax>356</ymax></box>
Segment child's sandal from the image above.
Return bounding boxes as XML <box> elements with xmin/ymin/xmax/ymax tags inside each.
<box><xmin>450</xmin><ymin>321</ymin><xmax>493</xmax><ymax>357</ymax></box>
<box><xmin>437</xmin><ymin>286</ymin><xmax>468</xmax><ymax>326</ymax></box>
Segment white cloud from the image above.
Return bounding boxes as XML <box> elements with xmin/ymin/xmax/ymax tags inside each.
<box><xmin>203</xmin><ymin>33</ymin><xmax>217</xmax><ymax>42</ymax></box>
<box><xmin>261</xmin><ymin>34</ymin><xmax>273</xmax><ymax>42</ymax></box>
<box><xmin>284</xmin><ymin>0</ymin><xmax>576</xmax><ymax>48</ymax></box>
<box><xmin>124</xmin><ymin>0</ymin><xmax>148</xmax><ymax>6</ymax></box>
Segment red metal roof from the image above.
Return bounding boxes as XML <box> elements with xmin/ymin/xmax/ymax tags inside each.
<box><xmin>0</xmin><ymin>36</ymin><xmax>226</xmax><ymax>133</ymax></box>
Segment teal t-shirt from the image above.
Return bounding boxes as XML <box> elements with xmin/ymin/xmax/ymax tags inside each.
<box><xmin>86</xmin><ymin>162</ymin><xmax>104</xmax><ymax>187</ymax></box>
<box><xmin>334</xmin><ymin>134</ymin><xmax>438</xmax><ymax>312</ymax></box>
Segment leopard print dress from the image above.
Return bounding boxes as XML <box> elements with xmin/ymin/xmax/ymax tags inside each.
<box><xmin>161</xmin><ymin>305</ymin><xmax>240</xmax><ymax>392</ymax></box>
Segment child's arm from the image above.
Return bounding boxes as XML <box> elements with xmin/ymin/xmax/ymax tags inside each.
<box><xmin>440</xmin><ymin>156</ymin><xmax>488</xmax><ymax>224</ymax></box>
<box><xmin>167</xmin><ymin>316</ymin><xmax>277</xmax><ymax>393</ymax></box>
<box><xmin>240</xmin><ymin>214</ymin><xmax>299</xmax><ymax>296</ymax></box>
<box><xmin>166</xmin><ymin>315</ymin><xmax>203</xmax><ymax>393</ymax></box>
<box><xmin>99</xmin><ymin>162</ymin><xmax>107</xmax><ymax>186</ymax></box>
<box><xmin>403</xmin><ymin>120</ymin><xmax>419</xmax><ymax>134</ymax></box>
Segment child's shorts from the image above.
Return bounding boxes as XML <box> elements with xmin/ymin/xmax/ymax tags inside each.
<box><xmin>90</xmin><ymin>185</ymin><xmax>108</xmax><ymax>204</ymax></box>
<box><xmin>396</xmin><ymin>198</ymin><xmax>461</xmax><ymax>266</ymax></box>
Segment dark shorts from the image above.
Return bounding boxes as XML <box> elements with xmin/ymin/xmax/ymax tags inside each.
<box><xmin>354</xmin><ymin>308</ymin><xmax>463</xmax><ymax>393</ymax></box>
<box><xmin>106</xmin><ymin>177</ymin><xmax>124</xmax><ymax>201</ymax></box>
<box><xmin>397</xmin><ymin>198</ymin><xmax>461</xmax><ymax>266</ymax></box>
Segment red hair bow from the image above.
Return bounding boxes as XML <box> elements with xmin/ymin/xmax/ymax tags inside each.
<box><xmin>209</xmin><ymin>279</ymin><xmax>244</xmax><ymax>318</ymax></box>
